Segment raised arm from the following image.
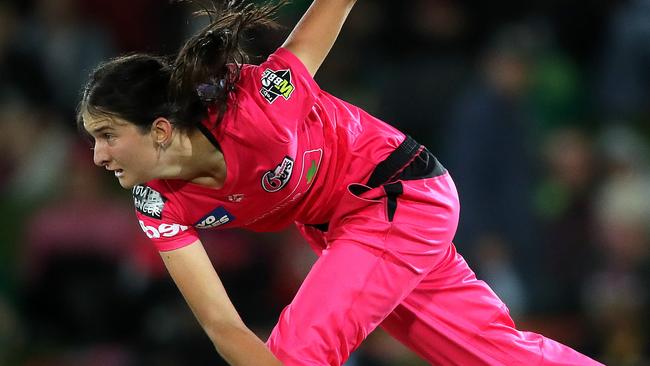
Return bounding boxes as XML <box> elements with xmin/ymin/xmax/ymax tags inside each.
<box><xmin>282</xmin><ymin>0</ymin><xmax>358</xmax><ymax>76</ymax></box>
<box><xmin>161</xmin><ymin>240</ymin><xmax>282</xmax><ymax>366</ymax></box>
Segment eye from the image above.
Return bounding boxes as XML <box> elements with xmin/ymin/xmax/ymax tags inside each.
<box><xmin>103</xmin><ymin>133</ymin><xmax>115</xmax><ymax>140</ymax></box>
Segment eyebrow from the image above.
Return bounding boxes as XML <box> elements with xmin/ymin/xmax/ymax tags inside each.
<box><xmin>90</xmin><ymin>125</ymin><xmax>114</xmax><ymax>134</ymax></box>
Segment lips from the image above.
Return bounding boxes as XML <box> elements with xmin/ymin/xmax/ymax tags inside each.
<box><xmin>107</xmin><ymin>166</ymin><xmax>124</xmax><ymax>178</ymax></box>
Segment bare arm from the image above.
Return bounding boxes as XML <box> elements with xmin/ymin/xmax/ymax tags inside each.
<box><xmin>161</xmin><ymin>240</ymin><xmax>282</xmax><ymax>366</ymax></box>
<box><xmin>282</xmin><ymin>0</ymin><xmax>358</xmax><ymax>76</ymax></box>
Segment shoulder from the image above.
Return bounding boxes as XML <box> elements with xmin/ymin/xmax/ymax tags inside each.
<box><xmin>236</xmin><ymin>48</ymin><xmax>320</xmax><ymax>97</ymax></box>
<box><xmin>132</xmin><ymin>180</ymin><xmax>199</xmax><ymax>250</ymax></box>
<box><xmin>131</xmin><ymin>180</ymin><xmax>183</xmax><ymax>221</ymax></box>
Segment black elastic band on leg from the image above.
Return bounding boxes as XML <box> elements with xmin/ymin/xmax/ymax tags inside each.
<box><xmin>366</xmin><ymin>136</ymin><xmax>421</xmax><ymax>188</ymax></box>
<box><xmin>383</xmin><ymin>181</ymin><xmax>403</xmax><ymax>222</ymax></box>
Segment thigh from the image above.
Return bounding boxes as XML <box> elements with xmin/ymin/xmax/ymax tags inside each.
<box><xmin>267</xmin><ymin>240</ymin><xmax>424</xmax><ymax>365</ymax></box>
<box><xmin>269</xmin><ymin>175</ymin><xmax>460</xmax><ymax>365</ymax></box>
<box><xmin>380</xmin><ymin>244</ymin><xmax>604</xmax><ymax>366</ymax></box>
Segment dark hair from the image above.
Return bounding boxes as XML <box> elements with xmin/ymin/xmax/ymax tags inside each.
<box><xmin>77</xmin><ymin>0</ymin><xmax>287</xmax><ymax>135</ymax></box>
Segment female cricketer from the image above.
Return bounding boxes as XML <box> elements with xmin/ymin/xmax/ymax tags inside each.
<box><xmin>78</xmin><ymin>0</ymin><xmax>604</xmax><ymax>365</ymax></box>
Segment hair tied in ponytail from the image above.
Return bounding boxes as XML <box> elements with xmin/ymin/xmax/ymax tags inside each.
<box><xmin>199</xmin><ymin>30</ymin><xmax>215</xmax><ymax>48</ymax></box>
<box><xmin>196</xmin><ymin>79</ymin><xmax>225</xmax><ymax>103</ymax></box>
<box><xmin>169</xmin><ymin>0</ymin><xmax>290</xmax><ymax>128</ymax></box>
<box><xmin>220</xmin><ymin>29</ymin><xmax>232</xmax><ymax>44</ymax></box>
<box><xmin>200</xmin><ymin>28</ymin><xmax>232</xmax><ymax>50</ymax></box>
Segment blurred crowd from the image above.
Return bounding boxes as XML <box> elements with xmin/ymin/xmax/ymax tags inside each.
<box><xmin>0</xmin><ymin>0</ymin><xmax>649</xmax><ymax>365</ymax></box>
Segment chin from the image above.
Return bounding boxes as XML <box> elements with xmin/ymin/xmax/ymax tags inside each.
<box><xmin>115</xmin><ymin>169</ymin><xmax>152</xmax><ymax>189</ymax></box>
<box><xmin>118</xmin><ymin>175</ymin><xmax>151</xmax><ymax>190</ymax></box>
<box><xmin>118</xmin><ymin>180</ymin><xmax>136</xmax><ymax>189</ymax></box>
<box><xmin>117</xmin><ymin>176</ymin><xmax>139</xmax><ymax>189</ymax></box>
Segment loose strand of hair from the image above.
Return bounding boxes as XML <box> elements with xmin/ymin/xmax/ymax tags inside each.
<box><xmin>168</xmin><ymin>0</ymin><xmax>289</xmax><ymax>127</ymax></box>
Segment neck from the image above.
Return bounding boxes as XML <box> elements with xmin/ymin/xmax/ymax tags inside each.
<box><xmin>160</xmin><ymin>129</ymin><xmax>226</xmax><ymax>188</ymax></box>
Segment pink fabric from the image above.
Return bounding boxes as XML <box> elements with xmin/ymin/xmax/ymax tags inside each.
<box><xmin>134</xmin><ymin>47</ymin><xmax>404</xmax><ymax>251</ymax></box>
<box><xmin>268</xmin><ymin>174</ymin><xmax>603</xmax><ymax>366</ymax></box>
<box><xmin>129</xmin><ymin>47</ymin><xmax>603</xmax><ymax>365</ymax></box>
<box><xmin>380</xmin><ymin>248</ymin><xmax>604</xmax><ymax>366</ymax></box>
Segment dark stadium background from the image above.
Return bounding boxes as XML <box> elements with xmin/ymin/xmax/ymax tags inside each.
<box><xmin>1</xmin><ymin>0</ymin><xmax>648</xmax><ymax>364</ymax></box>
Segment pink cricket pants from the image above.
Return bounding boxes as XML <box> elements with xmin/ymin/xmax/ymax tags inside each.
<box><xmin>267</xmin><ymin>172</ymin><xmax>604</xmax><ymax>366</ymax></box>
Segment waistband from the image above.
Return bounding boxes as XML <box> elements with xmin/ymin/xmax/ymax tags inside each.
<box><xmin>366</xmin><ymin>135</ymin><xmax>446</xmax><ymax>188</ymax></box>
<box><xmin>307</xmin><ymin>136</ymin><xmax>446</xmax><ymax>232</ymax></box>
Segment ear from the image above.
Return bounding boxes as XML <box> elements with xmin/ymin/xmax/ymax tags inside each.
<box><xmin>150</xmin><ymin>117</ymin><xmax>174</xmax><ymax>145</ymax></box>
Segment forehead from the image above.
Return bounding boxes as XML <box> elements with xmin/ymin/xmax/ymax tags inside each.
<box><xmin>82</xmin><ymin>111</ymin><xmax>127</xmax><ymax>132</ymax></box>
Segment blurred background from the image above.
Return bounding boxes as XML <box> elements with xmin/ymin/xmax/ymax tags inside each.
<box><xmin>0</xmin><ymin>0</ymin><xmax>649</xmax><ymax>365</ymax></box>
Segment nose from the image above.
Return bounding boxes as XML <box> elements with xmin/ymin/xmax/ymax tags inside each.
<box><xmin>93</xmin><ymin>141</ymin><xmax>110</xmax><ymax>167</ymax></box>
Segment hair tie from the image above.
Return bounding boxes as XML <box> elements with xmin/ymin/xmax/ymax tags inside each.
<box><xmin>196</xmin><ymin>79</ymin><xmax>225</xmax><ymax>102</ymax></box>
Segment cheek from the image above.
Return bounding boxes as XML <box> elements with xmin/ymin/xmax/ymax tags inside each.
<box><xmin>123</xmin><ymin>143</ymin><xmax>152</xmax><ymax>164</ymax></box>
<box><xmin>132</xmin><ymin>141</ymin><xmax>161</xmax><ymax>170</ymax></box>
<box><xmin>110</xmin><ymin>138</ymin><xmax>145</xmax><ymax>165</ymax></box>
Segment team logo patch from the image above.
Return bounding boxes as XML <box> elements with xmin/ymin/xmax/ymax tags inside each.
<box><xmin>262</xmin><ymin>156</ymin><xmax>294</xmax><ymax>192</ymax></box>
<box><xmin>260</xmin><ymin>68</ymin><xmax>295</xmax><ymax>104</ymax></box>
<box><xmin>132</xmin><ymin>185</ymin><xmax>166</xmax><ymax>219</ymax></box>
<box><xmin>195</xmin><ymin>206</ymin><xmax>235</xmax><ymax>229</ymax></box>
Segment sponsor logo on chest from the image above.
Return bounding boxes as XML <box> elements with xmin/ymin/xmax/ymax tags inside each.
<box><xmin>247</xmin><ymin>149</ymin><xmax>323</xmax><ymax>226</ymax></box>
<box><xmin>194</xmin><ymin>206</ymin><xmax>235</xmax><ymax>229</ymax></box>
<box><xmin>261</xmin><ymin>156</ymin><xmax>294</xmax><ymax>192</ymax></box>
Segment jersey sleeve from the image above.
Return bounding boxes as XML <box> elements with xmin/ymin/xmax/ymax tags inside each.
<box><xmin>132</xmin><ymin>183</ymin><xmax>199</xmax><ymax>252</ymax></box>
<box><xmin>242</xmin><ymin>47</ymin><xmax>321</xmax><ymax>123</ymax></box>
<box><xmin>135</xmin><ymin>210</ymin><xmax>199</xmax><ymax>252</ymax></box>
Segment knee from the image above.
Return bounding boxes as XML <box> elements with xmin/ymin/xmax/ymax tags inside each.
<box><xmin>267</xmin><ymin>306</ymin><xmax>361</xmax><ymax>366</ymax></box>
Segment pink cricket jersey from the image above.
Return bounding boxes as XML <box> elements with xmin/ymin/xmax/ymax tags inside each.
<box><xmin>134</xmin><ymin>48</ymin><xmax>405</xmax><ymax>251</ymax></box>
